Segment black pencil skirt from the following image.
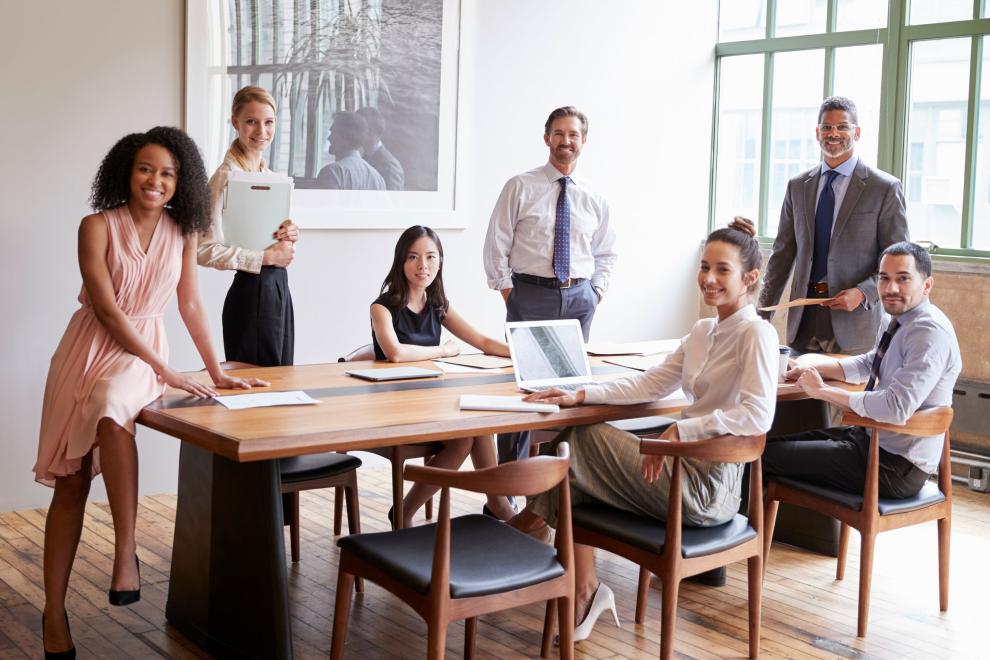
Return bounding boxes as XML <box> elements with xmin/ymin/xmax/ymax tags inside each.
<box><xmin>222</xmin><ymin>266</ymin><xmax>294</xmax><ymax>367</ymax></box>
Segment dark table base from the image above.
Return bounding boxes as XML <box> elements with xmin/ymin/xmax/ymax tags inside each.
<box><xmin>167</xmin><ymin>444</ymin><xmax>293</xmax><ymax>659</ymax></box>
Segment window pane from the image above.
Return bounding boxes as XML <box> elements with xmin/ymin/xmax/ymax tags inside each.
<box><xmin>909</xmin><ymin>0</ymin><xmax>973</xmax><ymax>25</ymax></box>
<box><xmin>767</xmin><ymin>49</ymin><xmax>825</xmax><ymax>237</ymax></box>
<box><xmin>836</xmin><ymin>0</ymin><xmax>888</xmax><ymax>31</ymax></box>
<box><xmin>714</xmin><ymin>55</ymin><xmax>765</xmax><ymax>229</ymax></box>
<box><xmin>833</xmin><ymin>44</ymin><xmax>883</xmax><ymax>166</ymax></box>
<box><xmin>719</xmin><ymin>0</ymin><xmax>766</xmax><ymax>42</ymax></box>
<box><xmin>904</xmin><ymin>38</ymin><xmax>970</xmax><ymax>248</ymax></box>
<box><xmin>972</xmin><ymin>37</ymin><xmax>990</xmax><ymax>249</ymax></box>
<box><xmin>775</xmin><ymin>0</ymin><xmax>827</xmax><ymax>37</ymax></box>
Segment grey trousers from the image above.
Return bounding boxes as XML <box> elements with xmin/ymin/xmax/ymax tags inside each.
<box><xmin>498</xmin><ymin>276</ymin><xmax>599</xmax><ymax>462</ymax></box>
<box><xmin>527</xmin><ymin>423</ymin><xmax>743</xmax><ymax>529</ymax></box>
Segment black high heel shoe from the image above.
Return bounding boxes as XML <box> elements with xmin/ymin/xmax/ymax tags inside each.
<box><xmin>108</xmin><ymin>555</ymin><xmax>141</xmax><ymax>606</ymax></box>
<box><xmin>42</xmin><ymin>611</ymin><xmax>76</xmax><ymax>660</ymax></box>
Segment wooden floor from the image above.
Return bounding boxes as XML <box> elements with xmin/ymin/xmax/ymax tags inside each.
<box><xmin>2</xmin><ymin>466</ymin><xmax>987</xmax><ymax>659</ymax></box>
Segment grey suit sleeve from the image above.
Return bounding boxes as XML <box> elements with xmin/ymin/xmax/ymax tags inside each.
<box><xmin>759</xmin><ymin>181</ymin><xmax>798</xmax><ymax>321</ymax></box>
<box><xmin>855</xmin><ymin>179</ymin><xmax>909</xmax><ymax>305</ymax></box>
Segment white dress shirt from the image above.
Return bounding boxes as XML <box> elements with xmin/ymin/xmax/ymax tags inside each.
<box><xmin>583</xmin><ymin>305</ymin><xmax>779</xmax><ymax>441</ymax></box>
<box><xmin>483</xmin><ymin>162</ymin><xmax>617</xmax><ymax>291</ymax></box>
<box><xmin>198</xmin><ymin>154</ymin><xmax>266</xmax><ymax>273</ymax></box>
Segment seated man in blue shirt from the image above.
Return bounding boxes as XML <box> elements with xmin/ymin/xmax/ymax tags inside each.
<box><xmin>763</xmin><ymin>241</ymin><xmax>962</xmax><ymax>498</ymax></box>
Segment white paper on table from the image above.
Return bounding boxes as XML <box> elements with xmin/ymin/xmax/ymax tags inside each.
<box><xmin>214</xmin><ymin>390</ymin><xmax>319</xmax><ymax>410</ymax></box>
<box><xmin>586</xmin><ymin>339</ymin><xmax>681</xmax><ymax>356</ymax></box>
<box><xmin>432</xmin><ymin>360</ymin><xmax>504</xmax><ymax>374</ymax></box>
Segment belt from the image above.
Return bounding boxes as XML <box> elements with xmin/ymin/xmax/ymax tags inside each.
<box><xmin>808</xmin><ymin>282</ymin><xmax>829</xmax><ymax>297</ymax></box>
<box><xmin>513</xmin><ymin>273</ymin><xmax>586</xmax><ymax>289</ymax></box>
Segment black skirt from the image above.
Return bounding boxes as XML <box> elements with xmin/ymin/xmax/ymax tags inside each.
<box><xmin>222</xmin><ymin>266</ymin><xmax>294</xmax><ymax>367</ymax></box>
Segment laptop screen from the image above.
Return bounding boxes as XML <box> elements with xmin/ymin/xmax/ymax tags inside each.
<box><xmin>507</xmin><ymin>321</ymin><xmax>592</xmax><ymax>383</ymax></box>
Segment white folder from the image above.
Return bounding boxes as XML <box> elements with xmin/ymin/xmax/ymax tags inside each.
<box><xmin>223</xmin><ymin>171</ymin><xmax>294</xmax><ymax>251</ymax></box>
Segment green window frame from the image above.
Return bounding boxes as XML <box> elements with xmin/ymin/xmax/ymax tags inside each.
<box><xmin>709</xmin><ymin>0</ymin><xmax>990</xmax><ymax>261</ymax></box>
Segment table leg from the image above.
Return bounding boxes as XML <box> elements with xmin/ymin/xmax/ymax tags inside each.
<box><xmin>166</xmin><ymin>443</ymin><xmax>293</xmax><ymax>659</ymax></box>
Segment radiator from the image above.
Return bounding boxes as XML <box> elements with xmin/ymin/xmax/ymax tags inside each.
<box><xmin>951</xmin><ymin>379</ymin><xmax>990</xmax><ymax>492</ymax></box>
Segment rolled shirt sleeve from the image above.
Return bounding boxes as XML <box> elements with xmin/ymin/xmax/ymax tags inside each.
<box><xmin>483</xmin><ymin>178</ymin><xmax>521</xmax><ymax>291</ymax></box>
<box><xmin>675</xmin><ymin>322</ymin><xmax>778</xmax><ymax>441</ymax></box>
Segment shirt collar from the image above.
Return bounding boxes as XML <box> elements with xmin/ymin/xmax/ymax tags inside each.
<box><xmin>889</xmin><ymin>297</ymin><xmax>931</xmax><ymax>329</ymax></box>
<box><xmin>713</xmin><ymin>303</ymin><xmax>758</xmax><ymax>334</ymax></box>
<box><xmin>543</xmin><ymin>161</ymin><xmax>577</xmax><ymax>184</ymax></box>
<box><xmin>821</xmin><ymin>154</ymin><xmax>858</xmax><ymax>178</ymax></box>
<box><xmin>338</xmin><ymin>150</ymin><xmax>361</xmax><ymax>161</ymax></box>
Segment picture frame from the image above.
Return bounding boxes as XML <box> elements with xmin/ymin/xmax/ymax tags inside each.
<box><xmin>184</xmin><ymin>0</ymin><xmax>463</xmax><ymax>229</ymax></box>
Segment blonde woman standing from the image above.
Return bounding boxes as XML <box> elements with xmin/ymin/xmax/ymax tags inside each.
<box><xmin>199</xmin><ymin>86</ymin><xmax>299</xmax><ymax>366</ymax></box>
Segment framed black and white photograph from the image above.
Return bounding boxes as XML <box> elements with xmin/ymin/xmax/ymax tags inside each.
<box><xmin>185</xmin><ymin>0</ymin><xmax>462</xmax><ymax>228</ymax></box>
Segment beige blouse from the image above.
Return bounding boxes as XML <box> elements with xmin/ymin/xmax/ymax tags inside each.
<box><xmin>198</xmin><ymin>153</ymin><xmax>267</xmax><ymax>273</ymax></box>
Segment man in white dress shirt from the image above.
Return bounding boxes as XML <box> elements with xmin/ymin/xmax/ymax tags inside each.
<box><xmin>483</xmin><ymin>106</ymin><xmax>618</xmax><ymax>463</ymax></box>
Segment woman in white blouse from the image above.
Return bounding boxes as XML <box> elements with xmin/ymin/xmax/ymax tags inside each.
<box><xmin>199</xmin><ymin>86</ymin><xmax>299</xmax><ymax>366</ymax></box>
<box><xmin>517</xmin><ymin>227</ymin><xmax>779</xmax><ymax>642</ymax></box>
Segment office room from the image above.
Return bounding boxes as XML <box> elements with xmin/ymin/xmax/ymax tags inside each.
<box><xmin>1</xmin><ymin>0</ymin><xmax>988</xmax><ymax>657</ymax></box>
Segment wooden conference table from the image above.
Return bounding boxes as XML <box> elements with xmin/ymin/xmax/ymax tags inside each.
<box><xmin>137</xmin><ymin>358</ymin><xmax>834</xmax><ymax>659</ymax></box>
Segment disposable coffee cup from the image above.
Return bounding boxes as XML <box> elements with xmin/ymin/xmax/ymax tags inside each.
<box><xmin>778</xmin><ymin>346</ymin><xmax>790</xmax><ymax>380</ymax></box>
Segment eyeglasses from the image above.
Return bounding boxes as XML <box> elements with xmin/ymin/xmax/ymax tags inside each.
<box><xmin>818</xmin><ymin>123</ymin><xmax>857</xmax><ymax>133</ymax></box>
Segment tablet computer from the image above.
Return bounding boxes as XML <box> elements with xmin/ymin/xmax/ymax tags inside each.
<box><xmin>345</xmin><ymin>367</ymin><xmax>443</xmax><ymax>382</ymax></box>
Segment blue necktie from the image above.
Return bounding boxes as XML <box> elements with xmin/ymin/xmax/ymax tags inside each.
<box><xmin>811</xmin><ymin>169</ymin><xmax>840</xmax><ymax>284</ymax></box>
<box><xmin>865</xmin><ymin>319</ymin><xmax>900</xmax><ymax>392</ymax></box>
<box><xmin>553</xmin><ymin>176</ymin><xmax>571</xmax><ymax>282</ymax></box>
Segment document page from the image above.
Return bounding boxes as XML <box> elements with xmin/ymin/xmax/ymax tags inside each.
<box><xmin>214</xmin><ymin>390</ymin><xmax>319</xmax><ymax>410</ymax></box>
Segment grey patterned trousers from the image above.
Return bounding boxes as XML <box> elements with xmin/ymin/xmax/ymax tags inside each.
<box><xmin>527</xmin><ymin>423</ymin><xmax>743</xmax><ymax>529</ymax></box>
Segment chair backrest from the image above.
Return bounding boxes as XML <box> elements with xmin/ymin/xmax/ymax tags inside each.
<box><xmin>639</xmin><ymin>433</ymin><xmax>767</xmax><ymax>565</ymax></box>
<box><xmin>403</xmin><ymin>444</ymin><xmax>571</xmax><ymax>498</ymax></box>
<box><xmin>840</xmin><ymin>406</ymin><xmax>953</xmax><ymax>437</ymax></box>
<box><xmin>842</xmin><ymin>405</ymin><xmax>954</xmax><ymax>506</ymax></box>
<box><xmin>338</xmin><ymin>344</ymin><xmax>375</xmax><ymax>362</ymax></box>
<box><xmin>410</xmin><ymin>443</ymin><xmax>574</xmax><ymax>609</ymax></box>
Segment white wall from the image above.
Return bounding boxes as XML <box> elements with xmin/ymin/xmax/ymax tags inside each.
<box><xmin>0</xmin><ymin>0</ymin><xmax>717</xmax><ymax>511</ymax></box>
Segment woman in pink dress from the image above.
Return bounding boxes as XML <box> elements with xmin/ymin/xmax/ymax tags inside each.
<box><xmin>35</xmin><ymin>127</ymin><xmax>266</xmax><ymax>658</ymax></box>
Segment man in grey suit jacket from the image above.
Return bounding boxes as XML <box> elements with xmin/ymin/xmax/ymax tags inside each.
<box><xmin>736</xmin><ymin>96</ymin><xmax>909</xmax><ymax>354</ymax></box>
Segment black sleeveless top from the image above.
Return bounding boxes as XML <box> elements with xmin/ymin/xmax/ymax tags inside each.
<box><xmin>371</xmin><ymin>293</ymin><xmax>444</xmax><ymax>360</ymax></box>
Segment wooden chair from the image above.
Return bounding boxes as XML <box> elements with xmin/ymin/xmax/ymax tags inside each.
<box><xmin>217</xmin><ymin>362</ymin><xmax>363</xmax><ymax>564</ymax></box>
<box><xmin>339</xmin><ymin>344</ymin><xmax>439</xmax><ymax>528</ymax></box>
<box><xmin>330</xmin><ymin>444</ymin><xmax>576</xmax><ymax>660</ymax></box>
<box><xmin>764</xmin><ymin>406</ymin><xmax>954</xmax><ymax>637</ymax></box>
<box><xmin>571</xmin><ymin>433</ymin><xmax>767</xmax><ymax>660</ymax></box>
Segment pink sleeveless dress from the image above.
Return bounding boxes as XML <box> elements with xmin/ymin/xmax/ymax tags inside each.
<box><xmin>34</xmin><ymin>206</ymin><xmax>184</xmax><ymax>486</ymax></box>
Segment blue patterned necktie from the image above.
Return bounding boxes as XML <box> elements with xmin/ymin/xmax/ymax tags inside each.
<box><xmin>553</xmin><ymin>176</ymin><xmax>571</xmax><ymax>282</ymax></box>
<box><xmin>811</xmin><ymin>169</ymin><xmax>840</xmax><ymax>284</ymax></box>
<box><xmin>865</xmin><ymin>319</ymin><xmax>900</xmax><ymax>392</ymax></box>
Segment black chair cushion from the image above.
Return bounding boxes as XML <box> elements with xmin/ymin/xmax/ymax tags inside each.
<box><xmin>337</xmin><ymin>514</ymin><xmax>564</xmax><ymax>598</ymax></box>
<box><xmin>279</xmin><ymin>452</ymin><xmax>362</xmax><ymax>483</ymax></box>
<box><xmin>770</xmin><ymin>477</ymin><xmax>945</xmax><ymax>516</ymax></box>
<box><xmin>607</xmin><ymin>416</ymin><xmax>676</xmax><ymax>435</ymax></box>
<box><xmin>573</xmin><ymin>503</ymin><xmax>756</xmax><ymax>559</ymax></box>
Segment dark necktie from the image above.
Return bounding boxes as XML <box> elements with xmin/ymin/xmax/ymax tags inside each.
<box><xmin>553</xmin><ymin>176</ymin><xmax>571</xmax><ymax>282</ymax></box>
<box><xmin>865</xmin><ymin>319</ymin><xmax>901</xmax><ymax>392</ymax></box>
<box><xmin>811</xmin><ymin>169</ymin><xmax>840</xmax><ymax>284</ymax></box>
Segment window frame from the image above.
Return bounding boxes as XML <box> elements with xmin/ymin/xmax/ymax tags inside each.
<box><xmin>710</xmin><ymin>0</ymin><xmax>990</xmax><ymax>261</ymax></box>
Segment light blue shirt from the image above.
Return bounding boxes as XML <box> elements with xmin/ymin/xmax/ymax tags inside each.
<box><xmin>316</xmin><ymin>150</ymin><xmax>386</xmax><ymax>190</ymax></box>
<box><xmin>817</xmin><ymin>155</ymin><xmax>858</xmax><ymax>233</ymax></box>
<box><xmin>839</xmin><ymin>299</ymin><xmax>962</xmax><ymax>473</ymax></box>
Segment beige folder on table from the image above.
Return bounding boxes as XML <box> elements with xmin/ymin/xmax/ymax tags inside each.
<box><xmin>223</xmin><ymin>171</ymin><xmax>293</xmax><ymax>251</ymax></box>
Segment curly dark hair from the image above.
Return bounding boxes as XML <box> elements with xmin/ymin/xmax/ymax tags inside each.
<box><xmin>89</xmin><ymin>126</ymin><xmax>210</xmax><ymax>234</ymax></box>
<box><xmin>379</xmin><ymin>225</ymin><xmax>449</xmax><ymax>316</ymax></box>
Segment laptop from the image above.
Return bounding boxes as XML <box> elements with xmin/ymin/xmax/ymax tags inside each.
<box><xmin>504</xmin><ymin>319</ymin><xmax>596</xmax><ymax>392</ymax></box>
<box><xmin>345</xmin><ymin>366</ymin><xmax>442</xmax><ymax>382</ymax></box>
